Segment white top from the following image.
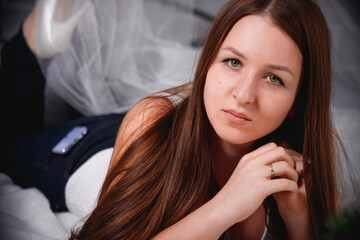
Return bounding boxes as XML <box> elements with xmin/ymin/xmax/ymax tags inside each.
<box><xmin>65</xmin><ymin>93</ymin><xmax>188</xmax><ymax>217</ymax></box>
<box><xmin>65</xmin><ymin>148</ymin><xmax>113</xmax><ymax>218</ymax></box>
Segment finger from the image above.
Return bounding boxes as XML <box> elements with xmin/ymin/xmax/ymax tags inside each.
<box><xmin>277</xmin><ymin>140</ymin><xmax>292</xmax><ymax>149</ymax></box>
<box><xmin>285</xmin><ymin>148</ymin><xmax>302</xmax><ymax>159</ymax></box>
<box><xmin>263</xmin><ymin>178</ymin><xmax>298</xmax><ymax>196</ymax></box>
<box><xmin>286</xmin><ymin>149</ymin><xmax>312</xmax><ymax>165</ymax></box>
<box><xmin>267</xmin><ymin>161</ymin><xmax>298</xmax><ymax>182</ymax></box>
<box><xmin>277</xmin><ymin>145</ymin><xmax>303</xmax><ymax>167</ymax></box>
<box><xmin>294</xmin><ymin>158</ymin><xmax>304</xmax><ymax>176</ymax></box>
<box><xmin>243</xmin><ymin>142</ymin><xmax>277</xmax><ymax>161</ymax></box>
<box><xmin>257</xmin><ymin>146</ymin><xmax>295</xmax><ymax>168</ymax></box>
<box><xmin>285</xmin><ymin>149</ymin><xmax>303</xmax><ymax>175</ymax></box>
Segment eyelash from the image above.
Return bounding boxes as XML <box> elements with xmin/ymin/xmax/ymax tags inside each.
<box><xmin>223</xmin><ymin>58</ymin><xmax>284</xmax><ymax>87</ymax></box>
<box><xmin>266</xmin><ymin>74</ymin><xmax>284</xmax><ymax>86</ymax></box>
<box><xmin>223</xmin><ymin>58</ymin><xmax>241</xmax><ymax>69</ymax></box>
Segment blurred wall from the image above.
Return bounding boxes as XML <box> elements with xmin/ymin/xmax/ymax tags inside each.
<box><xmin>316</xmin><ymin>0</ymin><xmax>360</xmax><ymax>110</ymax></box>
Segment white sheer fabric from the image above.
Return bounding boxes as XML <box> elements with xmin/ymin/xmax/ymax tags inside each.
<box><xmin>35</xmin><ymin>0</ymin><xmax>214</xmax><ymax>115</ymax></box>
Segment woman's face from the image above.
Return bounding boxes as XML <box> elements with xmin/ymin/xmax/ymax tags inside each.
<box><xmin>204</xmin><ymin>14</ymin><xmax>302</xmax><ymax>146</ymax></box>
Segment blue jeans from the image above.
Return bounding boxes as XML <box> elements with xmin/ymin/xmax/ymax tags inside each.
<box><xmin>0</xmin><ymin>27</ymin><xmax>125</xmax><ymax>211</ymax></box>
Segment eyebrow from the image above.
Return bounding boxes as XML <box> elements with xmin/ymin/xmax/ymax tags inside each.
<box><xmin>265</xmin><ymin>64</ymin><xmax>294</xmax><ymax>77</ymax></box>
<box><xmin>222</xmin><ymin>46</ymin><xmax>247</xmax><ymax>60</ymax></box>
<box><xmin>222</xmin><ymin>46</ymin><xmax>295</xmax><ymax>77</ymax></box>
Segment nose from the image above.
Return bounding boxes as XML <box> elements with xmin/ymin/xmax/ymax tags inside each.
<box><xmin>232</xmin><ymin>74</ymin><xmax>257</xmax><ymax>104</ymax></box>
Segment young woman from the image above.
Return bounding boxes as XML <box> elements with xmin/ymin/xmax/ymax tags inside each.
<box><xmin>70</xmin><ymin>0</ymin><xmax>338</xmax><ymax>239</ymax></box>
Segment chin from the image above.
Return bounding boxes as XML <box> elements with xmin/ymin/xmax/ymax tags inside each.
<box><xmin>217</xmin><ymin>132</ymin><xmax>257</xmax><ymax>146</ymax></box>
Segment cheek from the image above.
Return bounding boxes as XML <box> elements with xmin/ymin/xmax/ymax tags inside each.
<box><xmin>204</xmin><ymin>69</ymin><xmax>220</xmax><ymax>104</ymax></box>
<box><xmin>260</xmin><ymin>93</ymin><xmax>294</xmax><ymax>127</ymax></box>
<box><xmin>203</xmin><ymin>77</ymin><xmax>211</xmax><ymax>113</ymax></box>
<box><xmin>204</xmin><ymin>66</ymin><xmax>234</xmax><ymax>100</ymax></box>
<box><xmin>203</xmin><ymin>78</ymin><xmax>216</xmax><ymax>115</ymax></box>
<box><xmin>204</xmin><ymin>72</ymin><xmax>225</xmax><ymax>124</ymax></box>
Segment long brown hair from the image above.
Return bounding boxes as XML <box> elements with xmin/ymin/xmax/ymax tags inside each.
<box><xmin>70</xmin><ymin>0</ymin><xmax>337</xmax><ymax>239</ymax></box>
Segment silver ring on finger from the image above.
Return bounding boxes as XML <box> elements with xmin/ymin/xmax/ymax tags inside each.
<box><xmin>269</xmin><ymin>164</ymin><xmax>275</xmax><ymax>179</ymax></box>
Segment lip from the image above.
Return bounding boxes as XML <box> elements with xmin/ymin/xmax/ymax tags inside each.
<box><xmin>223</xmin><ymin>109</ymin><xmax>251</xmax><ymax>124</ymax></box>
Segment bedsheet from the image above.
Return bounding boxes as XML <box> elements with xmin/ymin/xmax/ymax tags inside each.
<box><xmin>0</xmin><ymin>173</ymin><xmax>78</xmax><ymax>240</ymax></box>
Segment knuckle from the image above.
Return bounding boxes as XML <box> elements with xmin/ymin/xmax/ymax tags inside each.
<box><xmin>279</xmin><ymin>161</ymin><xmax>287</xmax><ymax>168</ymax></box>
<box><xmin>268</xmin><ymin>142</ymin><xmax>277</xmax><ymax>148</ymax></box>
<box><xmin>290</xmin><ymin>180</ymin><xmax>297</xmax><ymax>190</ymax></box>
<box><xmin>280</xmin><ymin>179</ymin><xmax>296</xmax><ymax>190</ymax></box>
<box><xmin>242</xmin><ymin>154</ymin><xmax>250</xmax><ymax>162</ymax></box>
<box><xmin>284</xmin><ymin>180</ymin><xmax>295</xmax><ymax>190</ymax></box>
<box><xmin>276</xmin><ymin>146</ymin><xmax>286</xmax><ymax>157</ymax></box>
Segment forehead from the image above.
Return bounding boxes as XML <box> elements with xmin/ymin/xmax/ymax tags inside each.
<box><xmin>220</xmin><ymin>14</ymin><xmax>302</xmax><ymax>76</ymax></box>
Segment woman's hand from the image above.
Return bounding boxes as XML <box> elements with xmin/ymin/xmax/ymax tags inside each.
<box><xmin>154</xmin><ymin>142</ymin><xmax>305</xmax><ymax>239</ymax></box>
<box><xmin>272</xmin><ymin>147</ymin><xmax>312</xmax><ymax>240</ymax></box>
<box><xmin>213</xmin><ymin>142</ymin><xmax>300</xmax><ymax>226</ymax></box>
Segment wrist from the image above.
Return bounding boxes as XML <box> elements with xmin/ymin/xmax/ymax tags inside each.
<box><xmin>207</xmin><ymin>193</ymin><xmax>241</xmax><ymax>232</ymax></box>
<box><xmin>283</xmin><ymin>211</ymin><xmax>312</xmax><ymax>240</ymax></box>
<box><xmin>153</xmin><ymin>197</ymin><xmax>232</xmax><ymax>240</ymax></box>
